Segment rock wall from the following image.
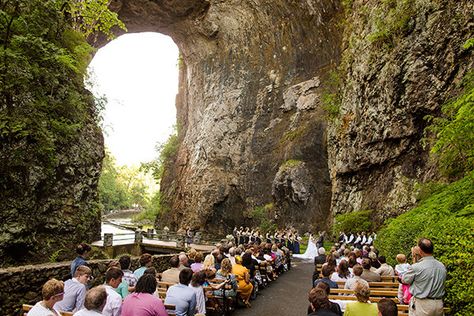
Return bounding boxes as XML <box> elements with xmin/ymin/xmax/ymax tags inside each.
<box><xmin>328</xmin><ymin>0</ymin><xmax>474</xmax><ymax>222</ymax></box>
<box><xmin>0</xmin><ymin>107</ymin><xmax>103</xmax><ymax>267</ymax></box>
<box><xmin>0</xmin><ymin>254</ymin><xmax>172</xmax><ymax>316</ymax></box>
<box><xmin>114</xmin><ymin>0</ymin><xmax>342</xmax><ymax>232</ymax></box>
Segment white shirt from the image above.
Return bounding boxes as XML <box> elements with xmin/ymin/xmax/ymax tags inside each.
<box><xmin>189</xmin><ymin>285</ymin><xmax>206</xmax><ymax>314</ymax></box>
<box><xmin>103</xmin><ymin>285</ymin><xmax>122</xmax><ymax>316</ymax></box>
<box><xmin>361</xmin><ymin>236</ymin><xmax>367</xmax><ymax>245</ymax></box>
<box><xmin>354</xmin><ymin>236</ymin><xmax>361</xmax><ymax>244</ymax></box>
<box><xmin>75</xmin><ymin>309</ymin><xmax>103</xmax><ymax>316</ymax></box>
<box><xmin>27</xmin><ymin>302</ymin><xmax>60</xmax><ymax>316</ymax></box>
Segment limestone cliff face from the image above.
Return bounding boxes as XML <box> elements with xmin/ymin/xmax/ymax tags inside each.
<box><xmin>115</xmin><ymin>0</ymin><xmax>473</xmax><ymax>232</ymax></box>
<box><xmin>114</xmin><ymin>0</ymin><xmax>341</xmax><ymax>232</ymax></box>
<box><xmin>328</xmin><ymin>0</ymin><xmax>474</xmax><ymax>222</ymax></box>
<box><xmin>0</xmin><ymin>100</ymin><xmax>103</xmax><ymax>267</ymax></box>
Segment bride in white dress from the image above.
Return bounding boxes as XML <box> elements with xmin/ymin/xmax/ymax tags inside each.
<box><xmin>293</xmin><ymin>233</ymin><xmax>318</xmax><ymax>260</ymax></box>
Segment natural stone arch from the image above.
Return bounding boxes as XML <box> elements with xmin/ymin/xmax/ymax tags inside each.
<box><xmin>110</xmin><ymin>0</ymin><xmax>342</xmax><ymax>232</ymax></box>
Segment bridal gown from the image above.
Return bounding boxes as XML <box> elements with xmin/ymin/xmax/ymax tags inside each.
<box><xmin>293</xmin><ymin>236</ymin><xmax>318</xmax><ymax>260</ymax></box>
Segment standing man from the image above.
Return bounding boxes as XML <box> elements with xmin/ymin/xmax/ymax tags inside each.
<box><xmin>402</xmin><ymin>238</ymin><xmax>446</xmax><ymax>316</ymax></box>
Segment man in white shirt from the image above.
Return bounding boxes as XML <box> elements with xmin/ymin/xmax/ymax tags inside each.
<box><xmin>344</xmin><ymin>265</ymin><xmax>369</xmax><ymax>290</ymax></box>
<box><xmin>28</xmin><ymin>279</ymin><xmax>64</xmax><ymax>316</ymax></box>
<box><xmin>75</xmin><ymin>286</ymin><xmax>107</xmax><ymax>316</ymax></box>
<box><xmin>102</xmin><ymin>267</ymin><xmax>123</xmax><ymax>316</ymax></box>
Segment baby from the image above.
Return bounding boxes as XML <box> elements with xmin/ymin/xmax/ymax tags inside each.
<box><xmin>395</xmin><ymin>254</ymin><xmax>410</xmax><ymax>276</ymax></box>
<box><xmin>395</xmin><ymin>253</ymin><xmax>412</xmax><ymax>305</ymax></box>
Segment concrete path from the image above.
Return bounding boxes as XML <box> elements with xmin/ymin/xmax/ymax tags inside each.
<box><xmin>233</xmin><ymin>258</ymin><xmax>314</xmax><ymax>316</ymax></box>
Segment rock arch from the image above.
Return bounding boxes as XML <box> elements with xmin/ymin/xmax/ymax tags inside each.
<box><xmin>110</xmin><ymin>0</ymin><xmax>341</xmax><ymax>231</ymax></box>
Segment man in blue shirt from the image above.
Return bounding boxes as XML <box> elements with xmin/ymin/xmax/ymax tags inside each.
<box><xmin>55</xmin><ymin>265</ymin><xmax>92</xmax><ymax>312</ymax></box>
<box><xmin>313</xmin><ymin>264</ymin><xmax>338</xmax><ymax>289</ymax></box>
<box><xmin>165</xmin><ymin>268</ymin><xmax>197</xmax><ymax>316</ymax></box>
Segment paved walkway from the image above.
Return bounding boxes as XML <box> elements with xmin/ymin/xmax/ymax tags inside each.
<box><xmin>234</xmin><ymin>258</ymin><xmax>314</xmax><ymax>316</ymax></box>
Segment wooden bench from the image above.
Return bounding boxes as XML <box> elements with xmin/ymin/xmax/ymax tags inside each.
<box><xmin>336</xmin><ymin>280</ymin><xmax>400</xmax><ymax>289</ymax></box>
<box><xmin>330</xmin><ymin>288</ymin><xmax>399</xmax><ymax>297</ymax></box>
<box><xmin>164</xmin><ymin>304</ymin><xmax>177</xmax><ymax>316</ymax></box>
<box><xmin>22</xmin><ymin>304</ymin><xmax>73</xmax><ymax>316</ymax></box>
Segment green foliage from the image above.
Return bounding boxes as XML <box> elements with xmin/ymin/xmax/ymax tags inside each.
<box><xmin>280</xmin><ymin>125</ymin><xmax>308</xmax><ymax>145</ymax></box>
<box><xmin>141</xmin><ymin>125</ymin><xmax>179</xmax><ymax>182</ymax></box>
<box><xmin>133</xmin><ymin>191</ymin><xmax>161</xmax><ymax>225</ymax></box>
<box><xmin>415</xmin><ymin>181</ymin><xmax>448</xmax><ymax>202</ymax></box>
<box><xmin>280</xmin><ymin>159</ymin><xmax>302</xmax><ymax>170</ymax></box>
<box><xmin>98</xmin><ymin>150</ymin><xmax>153</xmax><ymax>212</ymax></box>
<box><xmin>0</xmin><ymin>0</ymin><xmax>101</xmax><ymax>186</ymax></box>
<box><xmin>332</xmin><ymin>210</ymin><xmax>374</xmax><ymax>235</ymax></box>
<box><xmin>66</xmin><ymin>0</ymin><xmax>126</xmax><ymax>40</ymax></box>
<box><xmin>462</xmin><ymin>38</ymin><xmax>474</xmax><ymax>51</ymax></box>
<box><xmin>321</xmin><ymin>70</ymin><xmax>342</xmax><ymax>120</ymax></box>
<box><xmin>366</xmin><ymin>0</ymin><xmax>416</xmax><ymax>46</ymax></box>
<box><xmin>245</xmin><ymin>203</ymin><xmax>277</xmax><ymax>233</ymax></box>
<box><xmin>376</xmin><ymin>173</ymin><xmax>474</xmax><ymax>315</ymax></box>
<box><xmin>424</xmin><ymin>70</ymin><xmax>474</xmax><ymax>178</ymax></box>
<box><xmin>48</xmin><ymin>248</ymin><xmax>65</xmax><ymax>263</ymax></box>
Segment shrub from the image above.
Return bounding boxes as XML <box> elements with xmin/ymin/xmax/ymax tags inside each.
<box><xmin>376</xmin><ymin>172</ymin><xmax>474</xmax><ymax>315</ymax></box>
<box><xmin>332</xmin><ymin>210</ymin><xmax>374</xmax><ymax>236</ymax></box>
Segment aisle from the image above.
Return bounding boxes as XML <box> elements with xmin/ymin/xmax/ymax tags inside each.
<box><xmin>233</xmin><ymin>258</ymin><xmax>314</xmax><ymax>316</ymax></box>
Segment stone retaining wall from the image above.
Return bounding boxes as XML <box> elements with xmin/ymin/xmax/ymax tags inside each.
<box><xmin>0</xmin><ymin>254</ymin><xmax>174</xmax><ymax>316</ymax></box>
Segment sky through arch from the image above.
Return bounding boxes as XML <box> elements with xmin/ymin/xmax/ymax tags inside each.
<box><xmin>88</xmin><ymin>32</ymin><xmax>179</xmax><ymax>167</ymax></box>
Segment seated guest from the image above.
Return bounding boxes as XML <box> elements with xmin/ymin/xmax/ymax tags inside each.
<box><xmin>308</xmin><ymin>287</ymin><xmax>340</xmax><ymax>316</ymax></box>
<box><xmin>343</xmin><ymin>281</ymin><xmax>378</xmax><ymax>316</ymax></box>
<box><xmin>119</xmin><ymin>255</ymin><xmax>138</xmax><ymax>291</ymax></box>
<box><xmin>54</xmin><ymin>265</ymin><xmax>91</xmax><ymax>312</ymax></box>
<box><xmin>232</xmin><ymin>255</ymin><xmax>253</xmax><ymax>307</ymax></box>
<box><xmin>134</xmin><ymin>253</ymin><xmax>153</xmax><ymax>279</ymax></box>
<box><xmin>313</xmin><ymin>282</ymin><xmax>343</xmax><ymax>316</ymax></box>
<box><xmin>189</xmin><ymin>271</ymin><xmax>207</xmax><ymax>315</ymax></box>
<box><xmin>203</xmin><ymin>254</ymin><xmax>217</xmax><ymax>273</ymax></box>
<box><xmin>122</xmin><ymin>274</ymin><xmax>167</xmax><ymax>316</ymax></box>
<box><xmin>344</xmin><ymin>264</ymin><xmax>368</xmax><ymax>290</ymax></box>
<box><xmin>360</xmin><ymin>258</ymin><xmax>381</xmax><ymax>282</ymax></box>
<box><xmin>368</xmin><ymin>252</ymin><xmax>381</xmax><ymax>270</ymax></box>
<box><xmin>165</xmin><ymin>268</ymin><xmax>197</xmax><ymax>316</ymax></box>
<box><xmin>314</xmin><ymin>265</ymin><xmax>338</xmax><ymax>289</ymax></box>
<box><xmin>331</xmin><ymin>260</ymin><xmax>351</xmax><ymax>283</ymax></box>
<box><xmin>162</xmin><ymin>255</ymin><xmax>181</xmax><ymax>283</ymax></box>
<box><xmin>187</xmin><ymin>248</ymin><xmax>197</xmax><ymax>265</ymax></box>
<box><xmin>190</xmin><ymin>252</ymin><xmax>204</xmax><ymax>273</ymax></box>
<box><xmin>107</xmin><ymin>260</ymin><xmax>130</xmax><ymax>300</ymax></box>
<box><xmin>103</xmin><ymin>267</ymin><xmax>124</xmax><ymax>316</ymax></box>
<box><xmin>377</xmin><ymin>298</ymin><xmax>398</xmax><ymax>316</ymax></box>
<box><xmin>71</xmin><ymin>243</ymin><xmax>91</xmax><ymax>278</ymax></box>
<box><xmin>179</xmin><ymin>253</ymin><xmax>190</xmax><ymax>269</ymax></box>
<box><xmin>375</xmin><ymin>256</ymin><xmax>395</xmax><ymax>276</ymax></box>
<box><xmin>28</xmin><ymin>279</ymin><xmax>64</xmax><ymax>316</ymax></box>
<box><xmin>213</xmin><ymin>258</ymin><xmax>238</xmax><ymax>298</ymax></box>
<box><xmin>75</xmin><ymin>286</ymin><xmax>108</xmax><ymax>316</ymax></box>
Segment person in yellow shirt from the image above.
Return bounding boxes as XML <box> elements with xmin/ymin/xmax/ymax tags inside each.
<box><xmin>232</xmin><ymin>255</ymin><xmax>253</xmax><ymax>307</ymax></box>
<box><xmin>344</xmin><ymin>281</ymin><xmax>378</xmax><ymax>316</ymax></box>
